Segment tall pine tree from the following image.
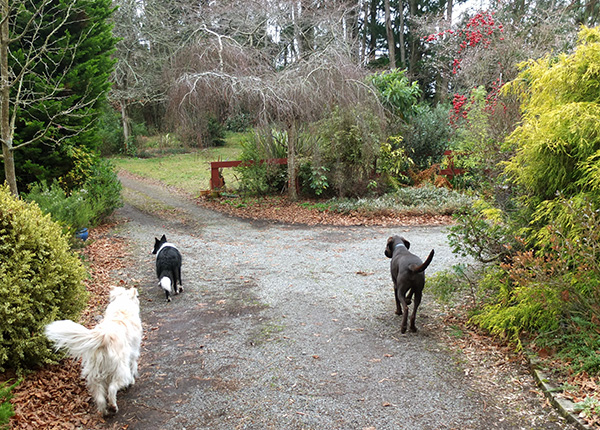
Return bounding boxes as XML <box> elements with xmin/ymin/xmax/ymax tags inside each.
<box><xmin>0</xmin><ymin>0</ymin><xmax>116</xmax><ymax>194</ymax></box>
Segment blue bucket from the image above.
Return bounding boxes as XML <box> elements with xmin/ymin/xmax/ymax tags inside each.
<box><xmin>76</xmin><ymin>228</ymin><xmax>89</xmax><ymax>241</ymax></box>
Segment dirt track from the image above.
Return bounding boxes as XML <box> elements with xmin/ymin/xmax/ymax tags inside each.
<box><xmin>106</xmin><ymin>173</ymin><xmax>574</xmax><ymax>430</ymax></box>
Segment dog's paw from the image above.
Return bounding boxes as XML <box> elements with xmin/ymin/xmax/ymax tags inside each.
<box><xmin>102</xmin><ymin>405</ymin><xmax>118</xmax><ymax>417</ymax></box>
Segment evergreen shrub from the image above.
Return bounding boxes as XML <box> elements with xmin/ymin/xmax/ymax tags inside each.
<box><xmin>0</xmin><ymin>184</ymin><xmax>88</xmax><ymax>372</ymax></box>
<box><xmin>23</xmin><ymin>158</ymin><xmax>122</xmax><ymax>234</ymax></box>
<box><xmin>0</xmin><ymin>379</ymin><xmax>19</xmax><ymax>428</ymax></box>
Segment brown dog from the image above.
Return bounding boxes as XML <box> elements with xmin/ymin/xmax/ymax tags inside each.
<box><xmin>385</xmin><ymin>236</ymin><xmax>434</xmax><ymax>333</ymax></box>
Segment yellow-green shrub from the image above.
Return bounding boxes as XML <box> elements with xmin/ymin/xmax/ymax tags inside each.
<box><xmin>0</xmin><ymin>184</ymin><xmax>88</xmax><ymax>372</ymax></box>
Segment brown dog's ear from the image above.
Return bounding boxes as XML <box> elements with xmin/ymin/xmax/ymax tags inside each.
<box><xmin>401</xmin><ymin>237</ymin><xmax>410</xmax><ymax>250</ymax></box>
<box><xmin>385</xmin><ymin>237</ymin><xmax>395</xmax><ymax>258</ymax></box>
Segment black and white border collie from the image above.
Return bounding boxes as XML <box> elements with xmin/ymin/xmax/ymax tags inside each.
<box><xmin>152</xmin><ymin>234</ymin><xmax>183</xmax><ymax>302</ymax></box>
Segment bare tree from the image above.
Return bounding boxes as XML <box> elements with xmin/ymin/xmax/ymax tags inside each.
<box><xmin>171</xmin><ymin>35</ymin><xmax>382</xmax><ymax>199</ymax></box>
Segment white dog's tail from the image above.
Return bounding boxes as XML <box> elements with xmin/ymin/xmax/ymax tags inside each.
<box><xmin>160</xmin><ymin>276</ymin><xmax>172</xmax><ymax>293</ymax></box>
<box><xmin>45</xmin><ymin>320</ymin><xmax>109</xmax><ymax>361</ymax></box>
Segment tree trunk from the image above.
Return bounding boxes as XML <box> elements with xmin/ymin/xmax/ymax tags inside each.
<box><xmin>0</xmin><ymin>0</ymin><xmax>18</xmax><ymax>196</ymax></box>
<box><xmin>435</xmin><ymin>0</ymin><xmax>452</xmax><ymax>103</ymax></box>
<box><xmin>120</xmin><ymin>100</ymin><xmax>131</xmax><ymax>144</ymax></box>
<box><xmin>384</xmin><ymin>0</ymin><xmax>396</xmax><ymax>69</ymax></box>
<box><xmin>368</xmin><ymin>0</ymin><xmax>378</xmax><ymax>62</ymax></box>
<box><xmin>398</xmin><ymin>0</ymin><xmax>406</xmax><ymax>68</ymax></box>
<box><xmin>287</xmin><ymin>121</ymin><xmax>297</xmax><ymax>201</ymax></box>
<box><xmin>407</xmin><ymin>0</ymin><xmax>420</xmax><ymax>76</ymax></box>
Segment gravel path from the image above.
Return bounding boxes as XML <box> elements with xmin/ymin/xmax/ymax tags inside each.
<box><xmin>106</xmin><ymin>173</ymin><xmax>575</xmax><ymax>430</ymax></box>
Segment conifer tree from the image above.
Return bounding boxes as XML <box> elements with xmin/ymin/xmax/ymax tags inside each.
<box><xmin>0</xmin><ymin>0</ymin><xmax>116</xmax><ymax>195</ymax></box>
<box><xmin>503</xmin><ymin>26</ymin><xmax>600</xmax><ymax>243</ymax></box>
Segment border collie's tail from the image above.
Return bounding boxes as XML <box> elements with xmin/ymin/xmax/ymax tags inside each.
<box><xmin>45</xmin><ymin>320</ymin><xmax>107</xmax><ymax>360</ymax></box>
<box><xmin>411</xmin><ymin>249</ymin><xmax>435</xmax><ymax>273</ymax></box>
<box><xmin>160</xmin><ymin>277</ymin><xmax>172</xmax><ymax>293</ymax></box>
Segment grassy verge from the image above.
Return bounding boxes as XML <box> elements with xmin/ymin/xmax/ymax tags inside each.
<box><xmin>112</xmin><ymin>133</ymin><xmax>244</xmax><ymax>194</ymax></box>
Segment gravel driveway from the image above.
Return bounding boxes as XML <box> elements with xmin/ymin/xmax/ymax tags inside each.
<box><xmin>106</xmin><ymin>173</ymin><xmax>574</xmax><ymax>430</ymax></box>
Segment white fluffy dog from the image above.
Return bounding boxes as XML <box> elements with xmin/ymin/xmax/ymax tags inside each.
<box><xmin>45</xmin><ymin>286</ymin><xmax>142</xmax><ymax>416</ymax></box>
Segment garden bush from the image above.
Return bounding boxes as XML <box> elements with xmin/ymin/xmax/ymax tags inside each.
<box><xmin>401</xmin><ymin>103</ymin><xmax>452</xmax><ymax>170</ymax></box>
<box><xmin>83</xmin><ymin>158</ymin><xmax>123</xmax><ymax>220</ymax></box>
<box><xmin>502</xmin><ymin>26</ymin><xmax>600</xmax><ymax>246</ymax></box>
<box><xmin>314</xmin><ymin>106</ymin><xmax>383</xmax><ymax>197</ymax></box>
<box><xmin>0</xmin><ymin>379</ymin><xmax>19</xmax><ymax>428</ymax></box>
<box><xmin>448</xmin><ymin>199</ymin><xmax>523</xmax><ymax>264</ymax></box>
<box><xmin>23</xmin><ymin>182</ymin><xmax>94</xmax><ymax>236</ymax></box>
<box><xmin>468</xmin><ymin>197</ymin><xmax>600</xmax><ymax>374</ymax></box>
<box><xmin>23</xmin><ymin>158</ymin><xmax>122</xmax><ymax>234</ymax></box>
<box><xmin>0</xmin><ymin>184</ymin><xmax>88</xmax><ymax>372</ymax></box>
<box><xmin>326</xmin><ymin>185</ymin><xmax>473</xmax><ymax>215</ymax></box>
<box><xmin>236</xmin><ymin>129</ymin><xmax>288</xmax><ymax>195</ymax></box>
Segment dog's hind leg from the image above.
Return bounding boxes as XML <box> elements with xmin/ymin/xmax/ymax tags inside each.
<box><xmin>106</xmin><ymin>384</ymin><xmax>119</xmax><ymax>415</ymax></box>
<box><xmin>394</xmin><ymin>288</ymin><xmax>403</xmax><ymax>315</ymax></box>
<box><xmin>404</xmin><ymin>287</ymin><xmax>413</xmax><ymax>306</ymax></box>
<box><xmin>409</xmin><ymin>291</ymin><xmax>422</xmax><ymax>333</ymax></box>
<box><xmin>88</xmin><ymin>380</ymin><xmax>109</xmax><ymax>416</ymax></box>
<box><xmin>399</xmin><ymin>295</ymin><xmax>410</xmax><ymax>333</ymax></box>
<box><xmin>129</xmin><ymin>356</ymin><xmax>139</xmax><ymax>383</ymax></box>
<box><xmin>176</xmin><ymin>267</ymin><xmax>183</xmax><ymax>294</ymax></box>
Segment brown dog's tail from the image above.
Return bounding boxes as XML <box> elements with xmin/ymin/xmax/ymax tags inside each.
<box><xmin>410</xmin><ymin>249</ymin><xmax>435</xmax><ymax>273</ymax></box>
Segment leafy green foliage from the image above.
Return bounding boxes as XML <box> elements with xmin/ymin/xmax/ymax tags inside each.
<box><xmin>503</xmin><ymin>26</ymin><xmax>600</xmax><ymax>244</ymax></box>
<box><xmin>427</xmin><ymin>263</ymin><xmax>477</xmax><ymax>305</ymax></box>
<box><xmin>450</xmin><ymin>86</ymin><xmax>512</xmax><ymax>191</ymax></box>
<box><xmin>368</xmin><ymin>69</ymin><xmax>422</xmax><ymax>119</ymax></box>
<box><xmin>97</xmin><ymin>103</ymin><xmax>125</xmax><ymax>156</ymax></box>
<box><xmin>298</xmin><ymin>165</ymin><xmax>330</xmax><ymax>196</ymax></box>
<box><xmin>23</xmin><ymin>182</ymin><xmax>95</xmax><ymax>236</ymax></box>
<box><xmin>0</xmin><ymin>184</ymin><xmax>88</xmax><ymax>372</ymax></box>
<box><xmin>448</xmin><ymin>199</ymin><xmax>523</xmax><ymax>263</ymax></box>
<box><xmin>314</xmin><ymin>106</ymin><xmax>383</xmax><ymax>197</ymax></box>
<box><xmin>470</xmin><ymin>197</ymin><xmax>600</xmax><ymax>373</ymax></box>
<box><xmin>23</xmin><ymin>158</ymin><xmax>122</xmax><ymax>234</ymax></box>
<box><xmin>377</xmin><ymin>135</ymin><xmax>413</xmax><ymax>188</ymax></box>
<box><xmin>0</xmin><ymin>379</ymin><xmax>19</xmax><ymax>428</ymax></box>
<box><xmin>401</xmin><ymin>103</ymin><xmax>452</xmax><ymax>170</ymax></box>
<box><xmin>83</xmin><ymin>158</ymin><xmax>123</xmax><ymax>221</ymax></box>
<box><xmin>236</xmin><ymin>129</ymin><xmax>288</xmax><ymax>195</ymax></box>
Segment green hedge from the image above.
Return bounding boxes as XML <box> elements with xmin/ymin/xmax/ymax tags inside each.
<box><xmin>0</xmin><ymin>184</ymin><xmax>87</xmax><ymax>372</ymax></box>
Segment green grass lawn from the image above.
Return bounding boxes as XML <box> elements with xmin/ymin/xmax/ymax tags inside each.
<box><xmin>112</xmin><ymin>136</ymin><xmax>243</xmax><ymax>195</ymax></box>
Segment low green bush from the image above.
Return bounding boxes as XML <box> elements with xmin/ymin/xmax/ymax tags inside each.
<box><xmin>469</xmin><ymin>199</ymin><xmax>600</xmax><ymax>374</ymax></box>
<box><xmin>83</xmin><ymin>158</ymin><xmax>123</xmax><ymax>220</ymax></box>
<box><xmin>0</xmin><ymin>184</ymin><xmax>88</xmax><ymax>372</ymax></box>
<box><xmin>448</xmin><ymin>199</ymin><xmax>522</xmax><ymax>263</ymax></box>
<box><xmin>401</xmin><ymin>103</ymin><xmax>452</xmax><ymax>170</ymax></box>
<box><xmin>0</xmin><ymin>379</ymin><xmax>19</xmax><ymax>428</ymax></box>
<box><xmin>326</xmin><ymin>185</ymin><xmax>473</xmax><ymax>216</ymax></box>
<box><xmin>316</xmin><ymin>106</ymin><xmax>383</xmax><ymax>197</ymax></box>
<box><xmin>23</xmin><ymin>182</ymin><xmax>95</xmax><ymax>235</ymax></box>
<box><xmin>23</xmin><ymin>158</ymin><xmax>122</xmax><ymax>234</ymax></box>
